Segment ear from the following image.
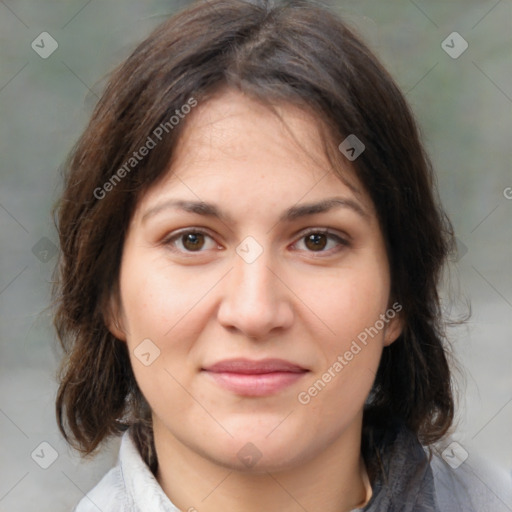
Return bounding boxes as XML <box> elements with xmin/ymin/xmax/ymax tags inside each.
<box><xmin>383</xmin><ymin>305</ymin><xmax>404</xmax><ymax>347</ymax></box>
<box><xmin>104</xmin><ymin>292</ymin><xmax>127</xmax><ymax>342</ymax></box>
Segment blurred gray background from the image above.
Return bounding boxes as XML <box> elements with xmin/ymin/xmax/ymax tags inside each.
<box><xmin>0</xmin><ymin>0</ymin><xmax>511</xmax><ymax>510</ymax></box>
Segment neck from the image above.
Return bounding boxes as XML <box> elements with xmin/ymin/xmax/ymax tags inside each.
<box><xmin>153</xmin><ymin>417</ymin><xmax>372</xmax><ymax>512</ymax></box>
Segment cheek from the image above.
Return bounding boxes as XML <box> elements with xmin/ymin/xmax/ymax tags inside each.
<box><xmin>298</xmin><ymin>263</ymin><xmax>390</xmax><ymax>347</ymax></box>
<box><xmin>119</xmin><ymin>254</ymin><xmax>207</xmax><ymax>342</ymax></box>
<box><xmin>293</xmin><ymin>260</ymin><xmax>389</xmax><ymax>406</ymax></box>
<box><xmin>296</xmin><ymin>280</ymin><xmax>386</xmax><ymax>426</ymax></box>
<box><xmin>117</xmin><ymin>255</ymin><xmax>205</xmax><ymax>413</ymax></box>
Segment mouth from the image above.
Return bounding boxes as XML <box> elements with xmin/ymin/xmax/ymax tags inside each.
<box><xmin>201</xmin><ymin>358</ymin><xmax>309</xmax><ymax>397</ymax></box>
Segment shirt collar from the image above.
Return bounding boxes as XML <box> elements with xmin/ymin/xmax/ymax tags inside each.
<box><xmin>119</xmin><ymin>425</ymin><xmax>437</xmax><ymax>512</ymax></box>
<box><xmin>119</xmin><ymin>429</ymin><xmax>180</xmax><ymax>511</ymax></box>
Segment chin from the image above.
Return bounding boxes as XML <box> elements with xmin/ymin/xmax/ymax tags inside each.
<box><xmin>217</xmin><ymin>447</ymin><xmax>306</xmax><ymax>475</ymax></box>
<box><xmin>198</xmin><ymin>430</ymin><xmax>312</xmax><ymax>474</ymax></box>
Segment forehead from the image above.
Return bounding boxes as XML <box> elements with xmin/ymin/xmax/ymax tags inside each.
<box><xmin>137</xmin><ymin>89</ymin><xmax>372</xmax><ymax>215</ymax></box>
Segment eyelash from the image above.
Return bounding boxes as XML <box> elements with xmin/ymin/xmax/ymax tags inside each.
<box><xmin>293</xmin><ymin>228</ymin><xmax>349</xmax><ymax>254</ymax></box>
<box><xmin>162</xmin><ymin>227</ymin><xmax>349</xmax><ymax>257</ymax></box>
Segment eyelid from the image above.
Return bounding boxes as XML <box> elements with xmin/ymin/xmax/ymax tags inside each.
<box><xmin>296</xmin><ymin>227</ymin><xmax>350</xmax><ymax>242</ymax></box>
<box><xmin>161</xmin><ymin>227</ymin><xmax>222</xmax><ymax>253</ymax></box>
<box><xmin>162</xmin><ymin>226</ymin><xmax>216</xmax><ymax>241</ymax></box>
<box><xmin>290</xmin><ymin>227</ymin><xmax>350</xmax><ymax>254</ymax></box>
<box><xmin>161</xmin><ymin>226</ymin><xmax>350</xmax><ymax>255</ymax></box>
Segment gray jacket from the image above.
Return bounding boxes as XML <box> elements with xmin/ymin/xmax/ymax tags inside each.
<box><xmin>74</xmin><ymin>427</ymin><xmax>512</xmax><ymax>511</ymax></box>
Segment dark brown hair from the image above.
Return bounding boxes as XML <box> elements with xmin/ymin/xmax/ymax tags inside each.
<box><xmin>53</xmin><ymin>0</ymin><xmax>455</xmax><ymax>474</ymax></box>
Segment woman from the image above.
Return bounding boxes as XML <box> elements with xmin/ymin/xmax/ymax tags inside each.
<box><xmin>53</xmin><ymin>0</ymin><xmax>511</xmax><ymax>510</ymax></box>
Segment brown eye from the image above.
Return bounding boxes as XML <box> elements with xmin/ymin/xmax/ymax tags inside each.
<box><xmin>162</xmin><ymin>229</ymin><xmax>219</xmax><ymax>254</ymax></box>
<box><xmin>304</xmin><ymin>233</ymin><xmax>328</xmax><ymax>251</ymax></box>
<box><xmin>293</xmin><ymin>229</ymin><xmax>349</xmax><ymax>255</ymax></box>
<box><xmin>163</xmin><ymin>229</ymin><xmax>219</xmax><ymax>255</ymax></box>
<box><xmin>181</xmin><ymin>232</ymin><xmax>205</xmax><ymax>251</ymax></box>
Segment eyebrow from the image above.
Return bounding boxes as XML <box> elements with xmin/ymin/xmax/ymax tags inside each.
<box><xmin>282</xmin><ymin>197</ymin><xmax>368</xmax><ymax>221</ymax></box>
<box><xmin>141</xmin><ymin>196</ymin><xmax>368</xmax><ymax>224</ymax></box>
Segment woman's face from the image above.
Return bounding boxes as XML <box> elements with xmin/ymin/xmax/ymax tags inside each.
<box><xmin>110</xmin><ymin>90</ymin><xmax>402</xmax><ymax>472</ymax></box>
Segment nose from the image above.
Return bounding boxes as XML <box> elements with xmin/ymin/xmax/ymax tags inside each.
<box><xmin>217</xmin><ymin>250</ymin><xmax>294</xmax><ymax>340</ymax></box>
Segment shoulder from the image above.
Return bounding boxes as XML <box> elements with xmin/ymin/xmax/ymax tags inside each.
<box><xmin>73</xmin><ymin>435</ymin><xmax>132</xmax><ymax>512</ymax></box>
<box><xmin>73</xmin><ymin>463</ymin><xmax>129</xmax><ymax>512</ymax></box>
<box><xmin>361</xmin><ymin>424</ymin><xmax>512</xmax><ymax>512</ymax></box>
<box><xmin>430</xmin><ymin>445</ymin><xmax>512</xmax><ymax>512</ymax></box>
<box><xmin>73</xmin><ymin>429</ymin><xmax>179</xmax><ymax>512</ymax></box>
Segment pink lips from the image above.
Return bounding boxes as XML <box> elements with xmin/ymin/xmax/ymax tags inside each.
<box><xmin>202</xmin><ymin>358</ymin><xmax>308</xmax><ymax>396</ymax></box>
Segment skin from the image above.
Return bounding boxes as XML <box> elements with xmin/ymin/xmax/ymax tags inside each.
<box><xmin>108</xmin><ymin>90</ymin><xmax>402</xmax><ymax>512</ymax></box>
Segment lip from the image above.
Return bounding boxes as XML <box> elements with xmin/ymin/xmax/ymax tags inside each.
<box><xmin>201</xmin><ymin>358</ymin><xmax>309</xmax><ymax>397</ymax></box>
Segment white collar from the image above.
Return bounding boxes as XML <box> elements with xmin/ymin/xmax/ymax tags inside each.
<box><xmin>119</xmin><ymin>430</ymin><xmax>181</xmax><ymax>511</ymax></box>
